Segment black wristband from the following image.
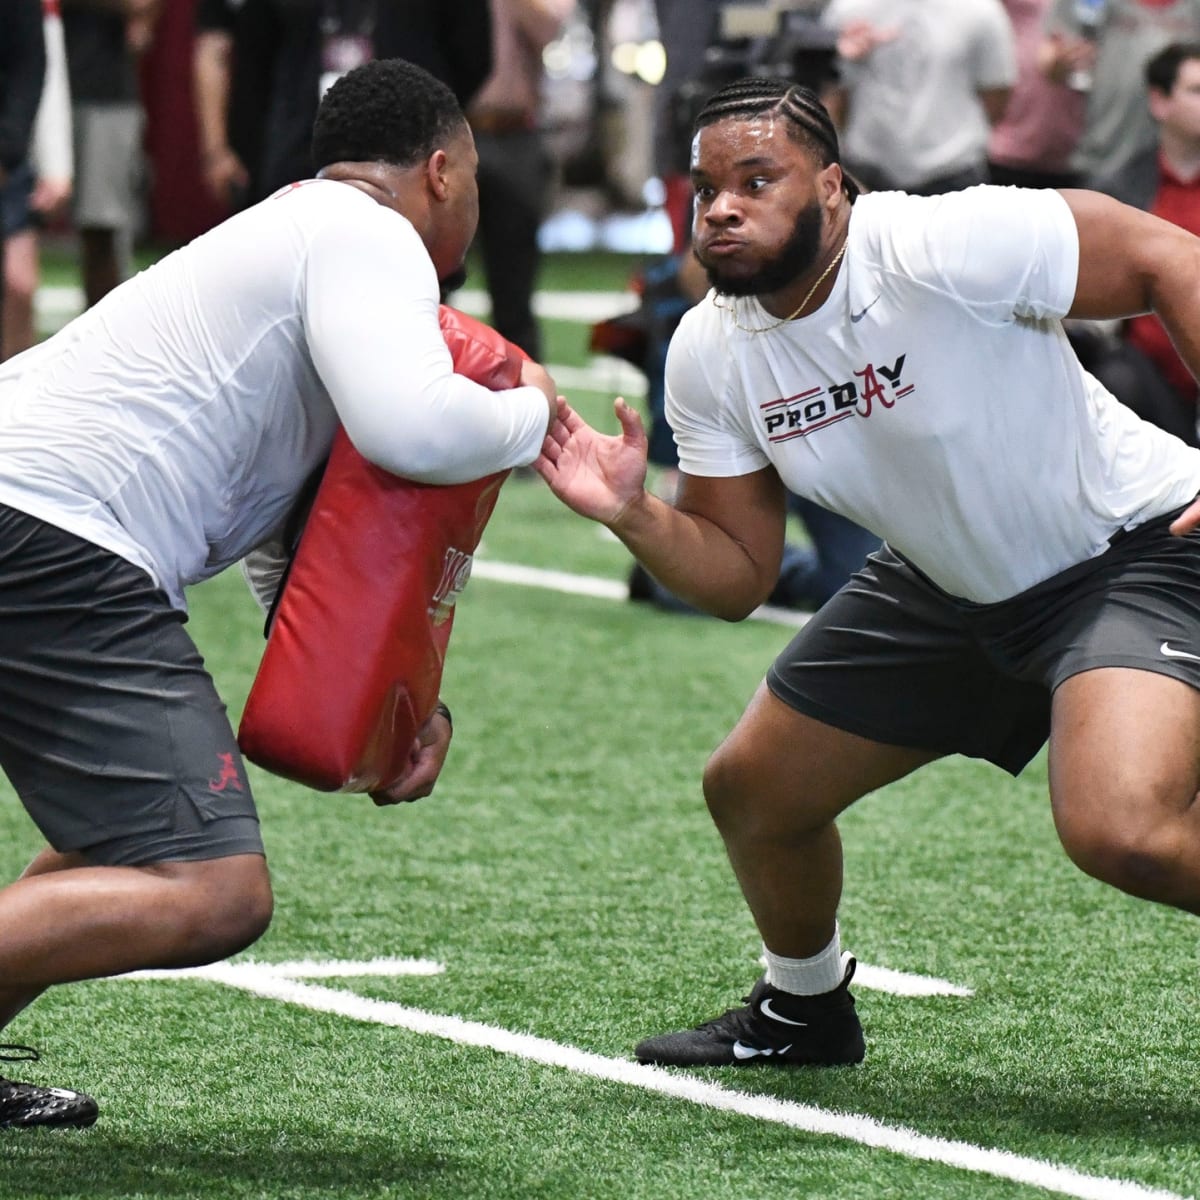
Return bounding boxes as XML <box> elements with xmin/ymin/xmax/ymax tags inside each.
<box><xmin>434</xmin><ymin>700</ymin><xmax>453</xmax><ymax>730</ymax></box>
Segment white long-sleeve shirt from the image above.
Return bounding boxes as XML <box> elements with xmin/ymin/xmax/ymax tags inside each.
<box><xmin>0</xmin><ymin>179</ymin><xmax>549</xmax><ymax>609</ymax></box>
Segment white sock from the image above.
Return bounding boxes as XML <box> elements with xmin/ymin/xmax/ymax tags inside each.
<box><xmin>763</xmin><ymin>926</ymin><xmax>846</xmax><ymax>996</ymax></box>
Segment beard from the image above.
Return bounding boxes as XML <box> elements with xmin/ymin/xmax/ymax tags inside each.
<box><xmin>438</xmin><ymin>263</ymin><xmax>470</xmax><ymax>297</ymax></box>
<box><xmin>698</xmin><ymin>199</ymin><xmax>824</xmax><ymax>297</ymax></box>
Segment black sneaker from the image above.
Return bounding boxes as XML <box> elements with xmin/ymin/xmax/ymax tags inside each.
<box><xmin>634</xmin><ymin>958</ymin><xmax>865</xmax><ymax>1067</ymax></box>
<box><xmin>0</xmin><ymin>1046</ymin><xmax>98</xmax><ymax>1129</ymax></box>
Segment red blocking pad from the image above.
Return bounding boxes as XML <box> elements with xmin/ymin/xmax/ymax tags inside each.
<box><xmin>237</xmin><ymin>307</ymin><xmax>528</xmax><ymax>793</ymax></box>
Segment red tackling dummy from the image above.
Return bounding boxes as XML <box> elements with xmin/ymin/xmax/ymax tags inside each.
<box><xmin>237</xmin><ymin>306</ymin><xmax>529</xmax><ymax>793</ymax></box>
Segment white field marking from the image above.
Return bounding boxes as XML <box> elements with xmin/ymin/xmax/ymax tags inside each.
<box><xmin>548</xmin><ymin>359</ymin><xmax>649</xmax><ymax>397</ymax></box>
<box><xmin>842</xmin><ymin>964</ymin><xmax>972</xmax><ymax>998</ymax></box>
<box><xmin>113</xmin><ymin>961</ymin><xmax>1187</xmax><ymax>1200</ymax></box>
<box><xmin>452</xmin><ymin>289</ymin><xmax>639</xmax><ymax>323</ymax></box>
<box><xmin>753</xmin><ymin>955</ymin><xmax>973</xmax><ymax>999</ymax></box>
<box><xmin>469</xmin><ymin>559</ymin><xmax>812</xmax><ymax>629</ymax></box>
<box><xmin>35</xmin><ymin>286</ymin><xmax>638</xmax><ymax>327</ymax></box>
<box><xmin>122</xmin><ymin>956</ymin><xmax>444</xmax><ymax>982</ymax></box>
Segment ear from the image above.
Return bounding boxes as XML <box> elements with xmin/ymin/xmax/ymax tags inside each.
<box><xmin>424</xmin><ymin>149</ymin><xmax>450</xmax><ymax>202</ymax></box>
<box><xmin>1148</xmin><ymin>86</ymin><xmax>1171</xmax><ymax>125</ymax></box>
<box><xmin>818</xmin><ymin>161</ymin><xmax>844</xmax><ymax>210</ymax></box>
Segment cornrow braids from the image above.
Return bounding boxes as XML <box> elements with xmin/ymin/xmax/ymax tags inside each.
<box><xmin>693</xmin><ymin>77</ymin><xmax>859</xmax><ymax>200</ymax></box>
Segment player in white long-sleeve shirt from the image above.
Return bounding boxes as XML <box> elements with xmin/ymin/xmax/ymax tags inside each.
<box><xmin>537</xmin><ymin>77</ymin><xmax>1200</xmax><ymax>1070</ymax></box>
<box><xmin>0</xmin><ymin>58</ymin><xmax>554</xmax><ymax>1127</ymax></box>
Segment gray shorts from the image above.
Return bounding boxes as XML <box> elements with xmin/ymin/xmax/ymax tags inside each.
<box><xmin>767</xmin><ymin>506</ymin><xmax>1200</xmax><ymax>775</ymax></box>
<box><xmin>0</xmin><ymin>505</ymin><xmax>263</xmax><ymax>866</ymax></box>
<box><xmin>72</xmin><ymin>103</ymin><xmax>143</xmax><ymax>231</ymax></box>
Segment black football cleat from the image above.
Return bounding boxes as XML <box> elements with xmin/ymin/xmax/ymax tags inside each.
<box><xmin>0</xmin><ymin>1046</ymin><xmax>98</xmax><ymax>1129</ymax></box>
<box><xmin>634</xmin><ymin>958</ymin><xmax>865</xmax><ymax>1067</ymax></box>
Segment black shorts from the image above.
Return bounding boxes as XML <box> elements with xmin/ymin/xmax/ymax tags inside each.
<box><xmin>767</xmin><ymin>507</ymin><xmax>1200</xmax><ymax>776</ymax></box>
<box><xmin>0</xmin><ymin>505</ymin><xmax>263</xmax><ymax>866</ymax></box>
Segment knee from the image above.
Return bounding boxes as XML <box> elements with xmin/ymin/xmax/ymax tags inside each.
<box><xmin>702</xmin><ymin>741</ymin><xmax>751</xmax><ymax>830</ymax></box>
<box><xmin>702</xmin><ymin>742</ymin><xmax>822</xmax><ymax>838</ymax></box>
<box><xmin>167</xmin><ymin>858</ymin><xmax>274</xmax><ymax>965</ymax></box>
<box><xmin>1056</xmin><ymin>809</ymin><xmax>1182</xmax><ymax>899</ymax></box>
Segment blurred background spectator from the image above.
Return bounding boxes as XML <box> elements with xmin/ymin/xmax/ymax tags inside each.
<box><xmin>1073</xmin><ymin>40</ymin><xmax>1200</xmax><ymax>446</ymax></box>
<box><xmin>466</xmin><ymin>0</ymin><xmax>573</xmax><ymax>361</ymax></box>
<box><xmin>62</xmin><ymin>0</ymin><xmax>159</xmax><ymax>307</ymax></box>
<box><xmin>3</xmin><ymin>0</ymin><xmax>72</xmax><ymax>361</ymax></box>
<box><xmin>192</xmin><ymin>0</ymin><xmax>266</xmax><ymax>212</ymax></box>
<box><xmin>820</xmin><ymin>0</ymin><xmax>1016</xmax><ymax>194</ymax></box>
<box><xmin>0</xmin><ymin>0</ymin><xmax>46</xmax><ymax>357</ymax></box>
<box><xmin>1041</xmin><ymin>0</ymin><xmax>1200</xmax><ymax>193</ymax></box>
<box><xmin>988</xmin><ymin>0</ymin><xmax>1086</xmax><ymax>186</ymax></box>
<box><xmin>191</xmin><ymin>0</ymin><xmax>493</xmax><ymax>211</ymax></box>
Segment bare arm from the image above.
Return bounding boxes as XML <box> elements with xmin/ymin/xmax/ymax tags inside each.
<box><xmin>613</xmin><ymin>469</ymin><xmax>789</xmax><ymax>620</ymax></box>
<box><xmin>193</xmin><ymin>29</ymin><xmax>248</xmax><ymax>202</ymax></box>
<box><xmin>511</xmin><ymin>0</ymin><xmax>573</xmax><ymax>51</ymax></box>
<box><xmin>1062</xmin><ymin>189</ymin><xmax>1200</xmax><ymax>534</ymax></box>
<box><xmin>1064</xmin><ymin>189</ymin><xmax>1200</xmax><ymax>366</ymax></box>
<box><xmin>535</xmin><ymin>398</ymin><xmax>788</xmax><ymax>620</ymax></box>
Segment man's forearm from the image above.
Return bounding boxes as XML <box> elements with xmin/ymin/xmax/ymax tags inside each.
<box><xmin>610</xmin><ymin>492</ymin><xmax>777</xmax><ymax>621</ymax></box>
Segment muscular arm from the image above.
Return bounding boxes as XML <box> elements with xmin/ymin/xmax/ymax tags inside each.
<box><xmin>1064</xmin><ymin>189</ymin><xmax>1200</xmax><ymax>380</ymax></box>
<box><xmin>613</xmin><ymin>469</ymin><xmax>789</xmax><ymax>620</ymax></box>
<box><xmin>536</xmin><ymin>398</ymin><xmax>788</xmax><ymax>620</ymax></box>
<box><xmin>1062</xmin><ymin>188</ymin><xmax>1200</xmax><ymax>536</ymax></box>
<box><xmin>305</xmin><ymin>203</ymin><xmax>551</xmax><ymax>483</ymax></box>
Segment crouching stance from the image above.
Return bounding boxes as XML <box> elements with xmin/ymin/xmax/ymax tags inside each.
<box><xmin>537</xmin><ymin>77</ymin><xmax>1200</xmax><ymax>1067</ymax></box>
<box><xmin>0</xmin><ymin>57</ymin><xmax>553</xmax><ymax>1123</ymax></box>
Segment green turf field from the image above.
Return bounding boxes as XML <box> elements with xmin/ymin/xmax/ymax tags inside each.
<box><xmin>1</xmin><ymin>253</ymin><xmax>1198</xmax><ymax>1200</ymax></box>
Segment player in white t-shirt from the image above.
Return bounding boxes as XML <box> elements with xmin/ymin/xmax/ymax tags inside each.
<box><xmin>536</xmin><ymin>77</ymin><xmax>1200</xmax><ymax>1068</ymax></box>
<box><xmin>0</xmin><ymin>58</ymin><xmax>555</xmax><ymax>1126</ymax></box>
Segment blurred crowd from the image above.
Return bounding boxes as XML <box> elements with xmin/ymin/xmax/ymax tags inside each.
<box><xmin>5</xmin><ymin>0</ymin><xmax>1200</xmax><ymax>605</ymax></box>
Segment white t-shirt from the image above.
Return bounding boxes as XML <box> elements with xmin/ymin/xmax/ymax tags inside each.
<box><xmin>0</xmin><ymin>180</ymin><xmax>550</xmax><ymax>610</ymax></box>
<box><xmin>666</xmin><ymin>186</ymin><xmax>1200</xmax><ymax>603</ymax></box>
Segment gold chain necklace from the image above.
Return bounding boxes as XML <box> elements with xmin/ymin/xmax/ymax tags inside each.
<box><xmin>720</xmin><ymin>241</ymin><xmax>848</xmax><ymax>334</ymax></box>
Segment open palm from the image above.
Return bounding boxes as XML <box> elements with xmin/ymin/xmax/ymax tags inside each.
<box><xmin>535</xmin><ymin>398</ymin><xmax>649</xmax><ymax>526</ymax></box>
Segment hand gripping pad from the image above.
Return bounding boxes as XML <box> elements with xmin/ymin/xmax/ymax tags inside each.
<box><xmin>237</xmin><ymin>306</ymin><xmax>529</xmax><ymax>792</ymax></box>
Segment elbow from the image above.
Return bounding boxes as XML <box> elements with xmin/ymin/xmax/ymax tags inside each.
<box><xmin>349</xmin><ymin>421</ymin><xmax>485</xmax><ymax>485</ymax></box>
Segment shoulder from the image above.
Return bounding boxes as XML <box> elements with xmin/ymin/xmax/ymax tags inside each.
<box><xmin>666</xmin><ymin>296</ymin><xmax>734</xmax><ymax>399</ymax></box>
<box><xmin>852</xmin><ymin>186</ymin><xmax>1074</xmax><ymax>262</ymax></box>
<box><xmin>850</xmin><ymin>186</ymin><xmax>1077</xmax><ymax>316</ymax></box>
<box><xmin>272</xmin><ymin>180</ymin><xmax>426</xmax><ymax>252</ymax></box>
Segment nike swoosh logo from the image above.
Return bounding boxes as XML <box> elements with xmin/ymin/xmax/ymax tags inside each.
<box><xmin>732</xmin><ymin>1040</ymin><xmax>793</xmax><ymax>1060</ymax></box>
<box><xmin>850</xmin><ymin>296</ymin><xmax>880</xmax><ymax>323</ymax></box>
<box><xmin>758</xmin><ymin>998</ymin><xmax>809</xmax><ymax>1026</ymax></box>
<box><xmin>1160</xmin><ymin>641</ymin><xmax>1200</xmax><ymax>661</ymax></box>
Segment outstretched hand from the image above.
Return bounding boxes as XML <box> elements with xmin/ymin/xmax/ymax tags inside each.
<box><xmin>534</xmin><ymin>397</ymin><xmax>649</xmax><ymax>526</ymax></box>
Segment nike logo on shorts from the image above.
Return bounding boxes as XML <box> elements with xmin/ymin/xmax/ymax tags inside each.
<box><xmin>1159</xmin><ymin>641</ymin><xmax>1200</xmax><ymax>662</ymax></box>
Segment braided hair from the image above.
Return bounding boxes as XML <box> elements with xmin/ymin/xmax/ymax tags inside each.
<box><xmin>693</xmin><ymin>78</ymin><xmax>859</xmax><ymax>201</ymax></box>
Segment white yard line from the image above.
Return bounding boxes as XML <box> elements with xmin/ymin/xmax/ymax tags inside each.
<box><xmin>113</xmin><ymin>960</ymin><xmax>1186</xmax><ymax>1200</ymax></box>
<box><xmin>469</xmin><ymin>559</ymin><xmax>813</xmax><ymax>628</ymax></box>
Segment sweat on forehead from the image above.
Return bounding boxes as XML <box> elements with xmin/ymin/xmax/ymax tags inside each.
<box><xmin>690</xmin><ymin>116</ymin><xmax>813</xmax><ymax>170</ymax></box>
